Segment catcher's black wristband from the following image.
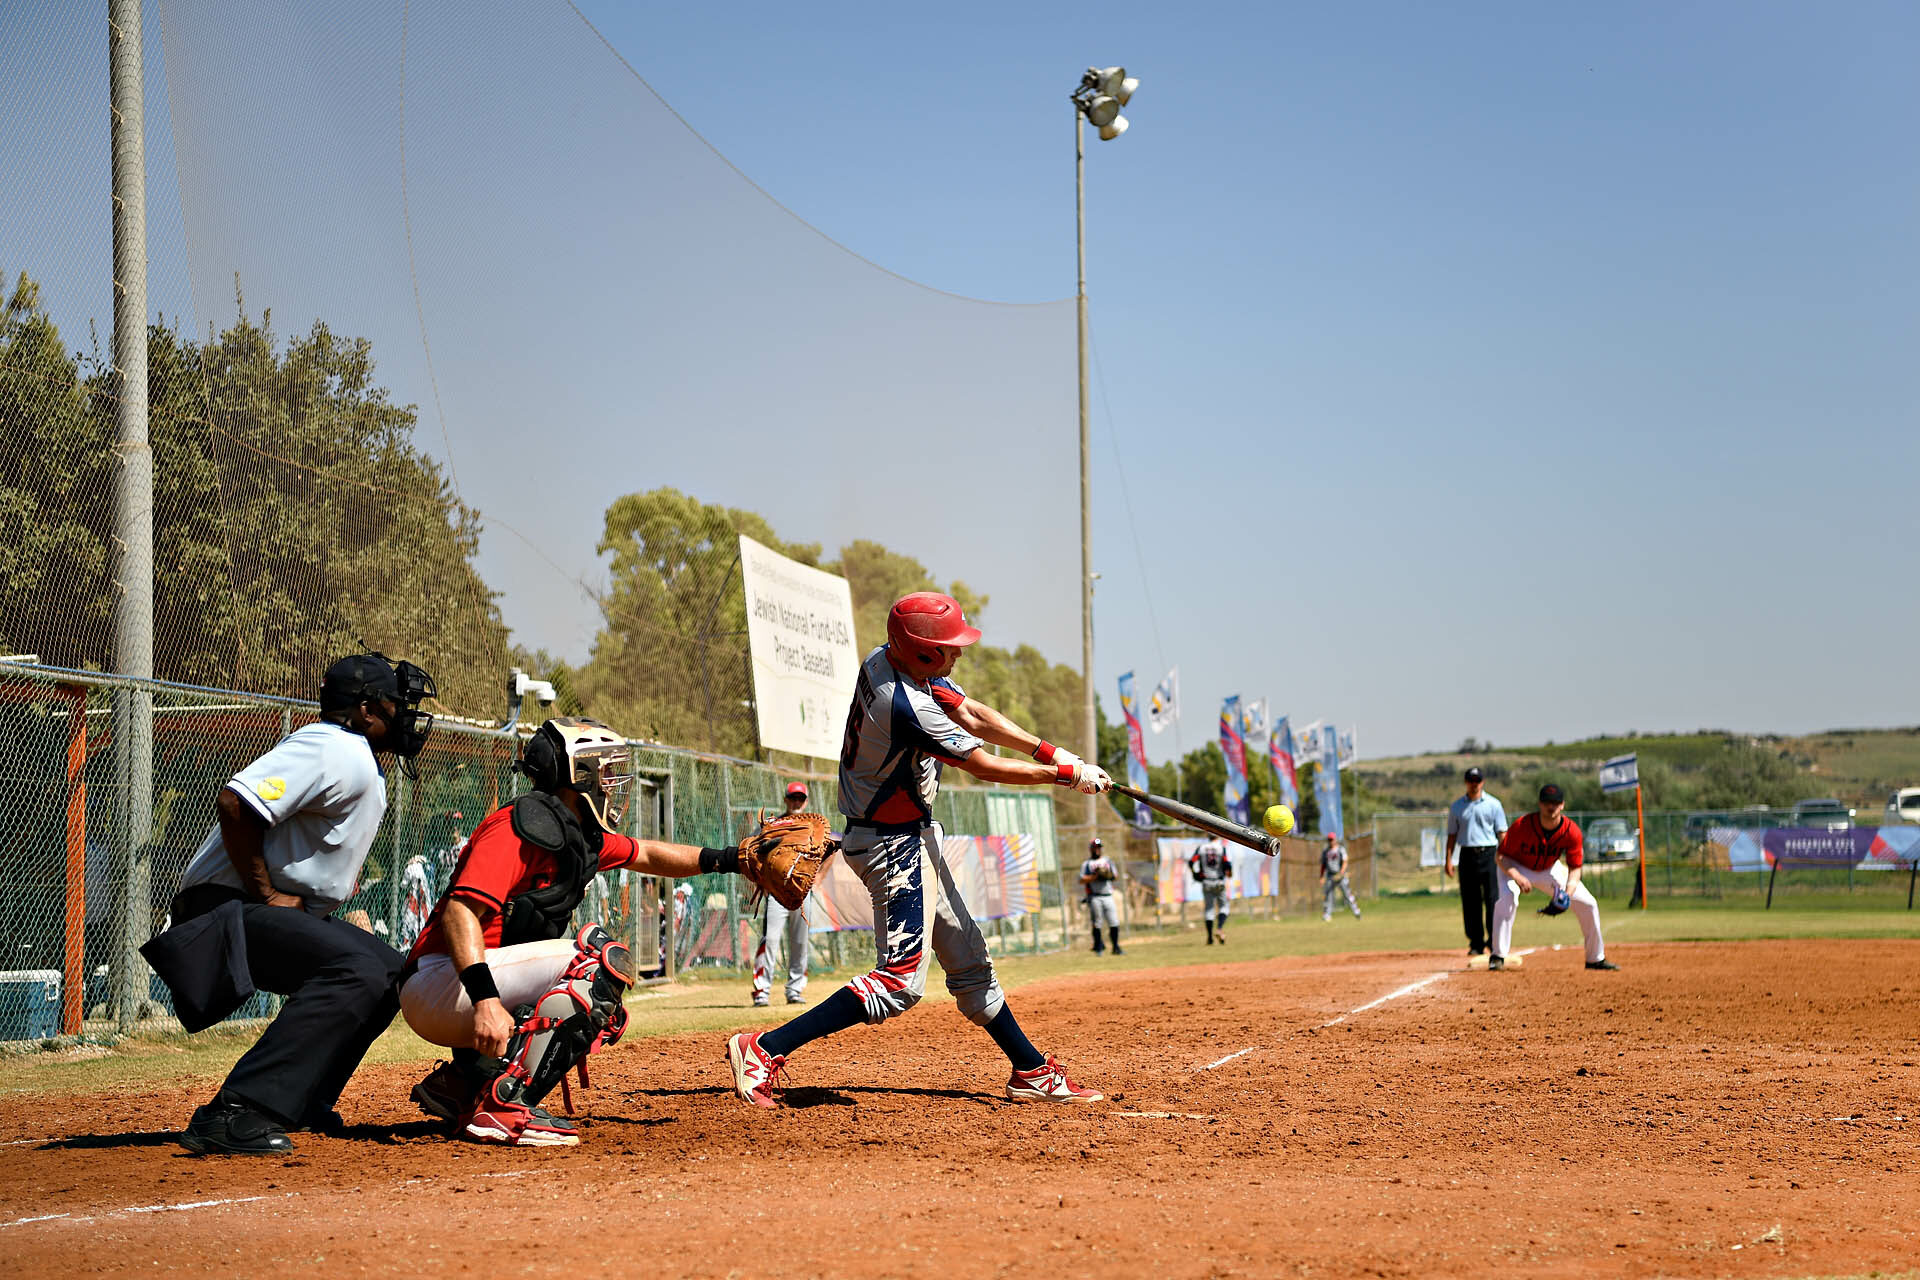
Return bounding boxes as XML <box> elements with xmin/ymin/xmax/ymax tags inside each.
<box><xmin>459</xmin><ymin>962</ymin><xmax>500</xmax><ymax>1005</ymax></box>
<box><xmin>699</xmin><ymin>846</ymin><xmax>739</xmax><ymax>874</ymax></box>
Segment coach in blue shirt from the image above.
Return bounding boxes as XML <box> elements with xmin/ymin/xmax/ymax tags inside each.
<box><xmin>1445</xmin><ymin>767</ymin><xmax>1508</xmax><ymax>957</ymax></box>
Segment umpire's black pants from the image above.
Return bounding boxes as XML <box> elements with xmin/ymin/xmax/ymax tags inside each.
<box><xmin>173</xmin><ymin>885</ymin><xmax>405</xmax><ymax>1125</ymax></box>
<box><xmin>1457</xmin><ymin>846</ymin><xmax>1499</xmax><ymax>953</ymax></box>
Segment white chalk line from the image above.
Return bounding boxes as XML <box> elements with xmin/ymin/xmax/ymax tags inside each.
<box><xmin>2</xmin><ymin>1193</ymin><xmax>280</xmax><ymax>1231</ymax></box>
<box><xmin>1195</xmin><ymin>948</ymin><xmax>1538</xmax><ymax>1070</ymax></box>
<box><xmin>1199</xmin><ymin>1046</ymin><xmax>1257</xmax><ymax>1071</ymax></box>
<box><xmin>1115</xmin><ymin>1111</ymin><xmax>1214</xmax><ymax>1120</ymax></box>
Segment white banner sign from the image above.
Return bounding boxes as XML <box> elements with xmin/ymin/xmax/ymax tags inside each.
<box><xmin>1599</xmin><ymin>753</ymin><xmax>1639</xmax><ymax>794</ymax></box>
<box><xmin>739</xmin><ymin>534</ymin><xmax>858</xmax><ymax>760</ymax></box>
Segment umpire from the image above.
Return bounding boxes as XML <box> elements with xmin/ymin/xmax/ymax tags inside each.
<box><xmin>1444</xmin><ymin>766</ymin><xmax>1508</xmax><ymax>958</ymax></box>
<box><xmin>155</xmin><ymin>653</ymin><xmax>434</xmax><ymax>1155</ymax></box>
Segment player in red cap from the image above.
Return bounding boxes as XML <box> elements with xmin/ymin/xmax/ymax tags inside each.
<box><xmin>726</xmin><ymin>592</ymin><xmax>1111</xmax><ymax>1108</ymax></box>
<box><xmin>747</xmin><ymin>781</ymin><xmax>816</xmax><ymax>1007</ymax></box>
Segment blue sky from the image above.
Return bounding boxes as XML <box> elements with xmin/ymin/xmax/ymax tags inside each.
<box><xmin>4</xmin><ymin>1</ymin><xmax>1915</xmax><ymax>759</ymax></box>
<box><xmin>567</xmin><ymin>1</ymin><xmax>1918</xmax><ymax>758</ymax></box>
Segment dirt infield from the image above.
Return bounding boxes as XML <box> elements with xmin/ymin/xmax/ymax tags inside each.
<box><xmin>4</xmin><ymin>938</ymin><xmax>1916</xmax><ymax>1278</ymax></box>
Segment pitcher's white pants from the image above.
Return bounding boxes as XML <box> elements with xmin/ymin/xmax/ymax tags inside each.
<box><xmin>1491</xmin><ymin>858</ymin><xmax>1605</xmax><ymax>964</ymax></box>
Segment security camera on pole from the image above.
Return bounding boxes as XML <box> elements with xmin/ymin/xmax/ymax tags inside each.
<box><xmin>1070</xmin><ymin>65</ymin><xmax>1138</xmax><ymax>830</ymax></box>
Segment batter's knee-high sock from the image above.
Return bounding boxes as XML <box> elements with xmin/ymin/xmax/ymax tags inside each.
<box><xmin>983</xmin><ymin>1006</ymin><xmax>1046</xmax><ymax>1071</ymax></box>
<box><xmin>757</xmin><ymin>987</ymin><xmax>865</xmax><ymax>1059</ymax></box>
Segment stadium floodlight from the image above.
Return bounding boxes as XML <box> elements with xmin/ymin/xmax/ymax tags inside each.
<box><xmin>1069</xmin><ymin>62</ymin><xmax>1141</xmax><ymax>830</ymax></box>
<box><xmin>1073</xmin><ymin>66</ymin><xmax>1139</xmax><ymax>142</ymax></box>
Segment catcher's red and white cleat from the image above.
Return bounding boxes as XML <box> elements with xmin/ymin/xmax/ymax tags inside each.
<box><xmin>1005</xmin><ymin>1056</ymin><xmax>1103</xmax><ymax>1104</ymax></box>
<box><xmin>460</xmin><ymin>1096</ymin><xmax>580</xmax><ymax>1147</ymax></box>
<box><xmin>726</xmin><ymin>1031</ymin><xmax>788</xmax><ymax>1109</ymax></box>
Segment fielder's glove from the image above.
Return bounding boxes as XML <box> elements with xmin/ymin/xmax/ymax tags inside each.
<box><xmin>1537</xmin><ymin>886</ymin><xmax>1572</xmax><ymax>917</ymax></box>
<box><xmin>737</xmin><ymin>812</ymin><xmax>838</xmax><ymax>911</ymax></box>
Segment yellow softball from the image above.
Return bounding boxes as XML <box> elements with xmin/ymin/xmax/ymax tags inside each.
<box><xmin>1262</xmin><ymin>804</ymin><xmax>1295</xmax><ymax>836</ymax></box>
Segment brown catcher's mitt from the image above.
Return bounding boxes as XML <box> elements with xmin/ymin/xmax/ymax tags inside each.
<box><xmin>738</xmin><ymin>811</ymin><xmax>837</xmax><ymax>910</ymax></box>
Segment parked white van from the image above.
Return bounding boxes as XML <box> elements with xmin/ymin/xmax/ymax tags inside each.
<box><xmin>1886</xmin><ymin>788</ymin><xmax>1920</xmax><ymax>825</ymax></box>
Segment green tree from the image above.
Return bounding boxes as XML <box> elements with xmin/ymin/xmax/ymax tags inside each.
<box><xmin>577</xmin><ymin>487</ymin><xmax>820</xmax><ymax>753</ymax></box>
<box><xmin>0</xmin><ymin>269</ymin><xmax>509</xmax><ymax>712</ymax></box>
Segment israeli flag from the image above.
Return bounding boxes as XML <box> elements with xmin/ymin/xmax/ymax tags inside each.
<box><xmin>1599</xmin><ymin>753</ymin><xmax>1639</xmax><ymax>794</ymax></box>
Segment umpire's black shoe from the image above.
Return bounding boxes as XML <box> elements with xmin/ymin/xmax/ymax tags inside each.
<box><xmin>294</xmin><ymin>1109</ymin><xmax>346</xmax><ymax>1136</ymax></box>
<box><xmin>1585</xmin><ymin>958</ymin><xmax>1620</xmax><ymax>971</ymax></box>
<box><xmin>1487</xmin><ymin>955</ymin><xmax>1506</xmax><ymax>971</ymax></box>
<box><xmin>180</xmin><ymin>1097</ymin><xmax>293</xmax><ymax>1156</ymax></box>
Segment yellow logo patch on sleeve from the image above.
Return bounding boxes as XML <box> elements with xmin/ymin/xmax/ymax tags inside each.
<box><xmin>254</xmin><ymin>776</ymin><xmax>288</xmax><ymax>802</ymax></box>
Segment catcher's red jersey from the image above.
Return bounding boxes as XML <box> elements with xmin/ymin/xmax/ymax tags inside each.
<box><xmin>408</xmin><ymin>807</ymin><xmax>636</xmax><ymax>959</ymax></box>
<box><xmin>1501</xmin><ymin>812</ymin><xmax>1583</xmax><ymax>872</ymax></box>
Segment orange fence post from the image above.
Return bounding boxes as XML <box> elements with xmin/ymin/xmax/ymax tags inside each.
<box><xmin>1634</xmin><ymin>783</ymin><xmax>1648</xmax><ymax>910</ymax></box>
<box><xmin>61</xmin><ymin>684</ymin><xmax>88</xmax><ymax>1035</ymax></box>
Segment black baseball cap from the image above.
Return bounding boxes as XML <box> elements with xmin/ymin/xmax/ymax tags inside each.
<box><xmin>1538</xmin><ymin>783</ymin><xmax>1565</xmax><ymax>805</ymax></box>
<box><xmin>1464</xmin><ymin>766</ymin><xmax>1484</xmax><ymax>783</ymax></box>
<box><xmin>320</xmin><ymin>653</ymin><xmax>398</xmax><ymax>712</ymax></box>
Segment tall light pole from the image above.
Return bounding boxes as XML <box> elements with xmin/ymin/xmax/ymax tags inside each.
<box><xmin>110</xmin><ymin>0</ymin><xmax>153</xmax><ymax>1033</ymax></box>
<box><xmin>1071</xmin><ymin>66</ymin><xmax>1137</xmax><ymax>829</ymax></box>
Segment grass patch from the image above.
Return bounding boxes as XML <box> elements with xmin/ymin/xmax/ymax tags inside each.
<box><xmin>9</xmin><ymin>895</ymin><xmax>1916</xmax><ymax>1100</ymax></box>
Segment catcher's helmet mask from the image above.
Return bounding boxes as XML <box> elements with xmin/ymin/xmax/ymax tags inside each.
<box><xmin>519</xmin><ymin>717</ymin><xmax>633</xmax><ymax>833</ymax></box>
<box><xmin>886</xmin><ymin>592</ymin><xmax>982</xmax><ymax>671</ymax></box>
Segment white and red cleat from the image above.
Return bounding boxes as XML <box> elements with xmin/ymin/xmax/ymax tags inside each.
<box><xmin>460</xmin><ymin>1096</ymin><xmax>580</xmax><ymax>1147</ymax></box>
<box><xmin>1005</xmin><ymin>1056</ymin><xmax>1103</xmax><ymax>1104</ymax></box>
<box><xmin>726</xmin><ymin>1032</ymin><xmax>788</xmax><ymax>1110</ymax></box>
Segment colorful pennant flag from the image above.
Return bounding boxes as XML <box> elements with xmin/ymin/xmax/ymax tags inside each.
<box><xmin>1219</xmin><ymin>695</ymin><xmax>1251</xmax><ymax>826</ymax></box>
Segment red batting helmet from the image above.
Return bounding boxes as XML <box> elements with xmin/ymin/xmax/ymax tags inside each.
<box><xmin>886</xmin><ymin>592</ymin><xmax>982</xmax><ymax>671</ymax></box>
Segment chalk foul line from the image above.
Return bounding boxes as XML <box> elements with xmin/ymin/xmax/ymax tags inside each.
<box><xmin>1195</xmin><ymin>949</ymin><xmax>1538</xmax><ymax>1070</ymax></box>
<box><xmin>2</xmin><ymin>1193</ymin><xmax>281</xmax><ymax>1231</ymax></box>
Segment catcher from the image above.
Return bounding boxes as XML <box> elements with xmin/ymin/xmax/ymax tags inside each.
<box><xmin>401</xmin><ymin>716</ymin><xmax>832</xmax><ymax>1145</ymax></box>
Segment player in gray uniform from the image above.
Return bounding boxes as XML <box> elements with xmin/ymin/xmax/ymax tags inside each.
<box><xmin>154</xmin><ymin>652</ymin><xmax>435</xmax><ymax>1154</ymax></box>
<box><xmin>1321</xmin><ymin>832</ymin><xmax>1361</xmax><ymax>921</ymax></box>
<box><xmin>726</xmin><ymin>592</ymin><xmax>1111</xmax><ymax>1109</ymax></box>
<box><xmin>1079</xmin><ymin>837</ymin><xmax>1123</xmax><ymax>956</ymax></box>
<box><xmin>1189</xmin><ymin>837</ymin><xmax>1233</xmax><ymax>945</ymax></box>
<box><xmin>748</xmin><ymin>781</ymin><xmax>814</xmax><ymax>1006</ymax></box>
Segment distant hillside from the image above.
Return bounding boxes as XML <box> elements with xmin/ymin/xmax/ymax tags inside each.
<box><xmin>1353</xmin><ymin>727</ymin><xmax>1920</xmax><ymax>817</ymax></box>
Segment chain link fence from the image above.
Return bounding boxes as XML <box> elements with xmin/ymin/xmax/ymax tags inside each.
<box><xmin>0</xmin><ymin>661</ymin><xmax>1075</xmax><ymax>1043</ymax></box>
<box><xmin>1370</xmin><ymin>810</ymin><xmax>1918</xmax><ymax>905</ymax></box>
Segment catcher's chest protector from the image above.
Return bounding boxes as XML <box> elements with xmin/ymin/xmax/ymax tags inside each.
<box><xmin>499</xmin><ymin>793</ymin><xmax>600</xmax><ymax>947</ymax></box>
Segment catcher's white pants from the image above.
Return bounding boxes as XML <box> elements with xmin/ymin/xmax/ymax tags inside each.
<box><xmin>840</xmin><ymin>821</ymin><xmax>1003</xmax><ymax>1027</ymax></box>
<box><xmin>1490</xmin><ymin>859</ymin><xmax>1605</xmax><ymax>964</ymax></box>
<box><xmin>751</xmin><ymin>896</ymin><xmax>810</xmax><ymax>1003</ymax></box>
<box><xmin>398</xmin><ymin>938</ymin><xmax>577</xmax><ymax>1048</ymax></box>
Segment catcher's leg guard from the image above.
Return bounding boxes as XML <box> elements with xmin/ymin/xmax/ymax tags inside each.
<box><xmin>471</xmin><ymin>925</ymin><xmax>634</xmax><ymax>1120</ymax></box>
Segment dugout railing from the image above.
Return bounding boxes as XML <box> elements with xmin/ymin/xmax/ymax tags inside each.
<box><xmin>0</xmin><ymin>662</ymin><xmax>1073</xmax><ymax>1044</ymax></box>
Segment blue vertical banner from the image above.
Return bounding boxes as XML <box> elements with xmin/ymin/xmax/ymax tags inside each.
<box><xmin>1315</xmin><ymin>721</ymin><xmax>1344</xmax><ymax>838</ymax></box>
<box><xmin>1270</xmin><ymin>715</ymin><xmax>1299</xmax><ymax>809</ymax></box>
<box><xmin>1219</xmin><ymin>695</ymin><xmax>1251</xmax><ymax>826</ymax></box>
<box><xmin>1117</xmin><ymin>672</ymin><xmax>1154</xmax><ymax>830</ymax></box>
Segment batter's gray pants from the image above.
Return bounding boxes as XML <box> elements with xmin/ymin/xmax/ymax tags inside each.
<box><xmin>1201</xmin><ymin>881</ymin><xmax>1230</xmax><ymax>925</ymax></box>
